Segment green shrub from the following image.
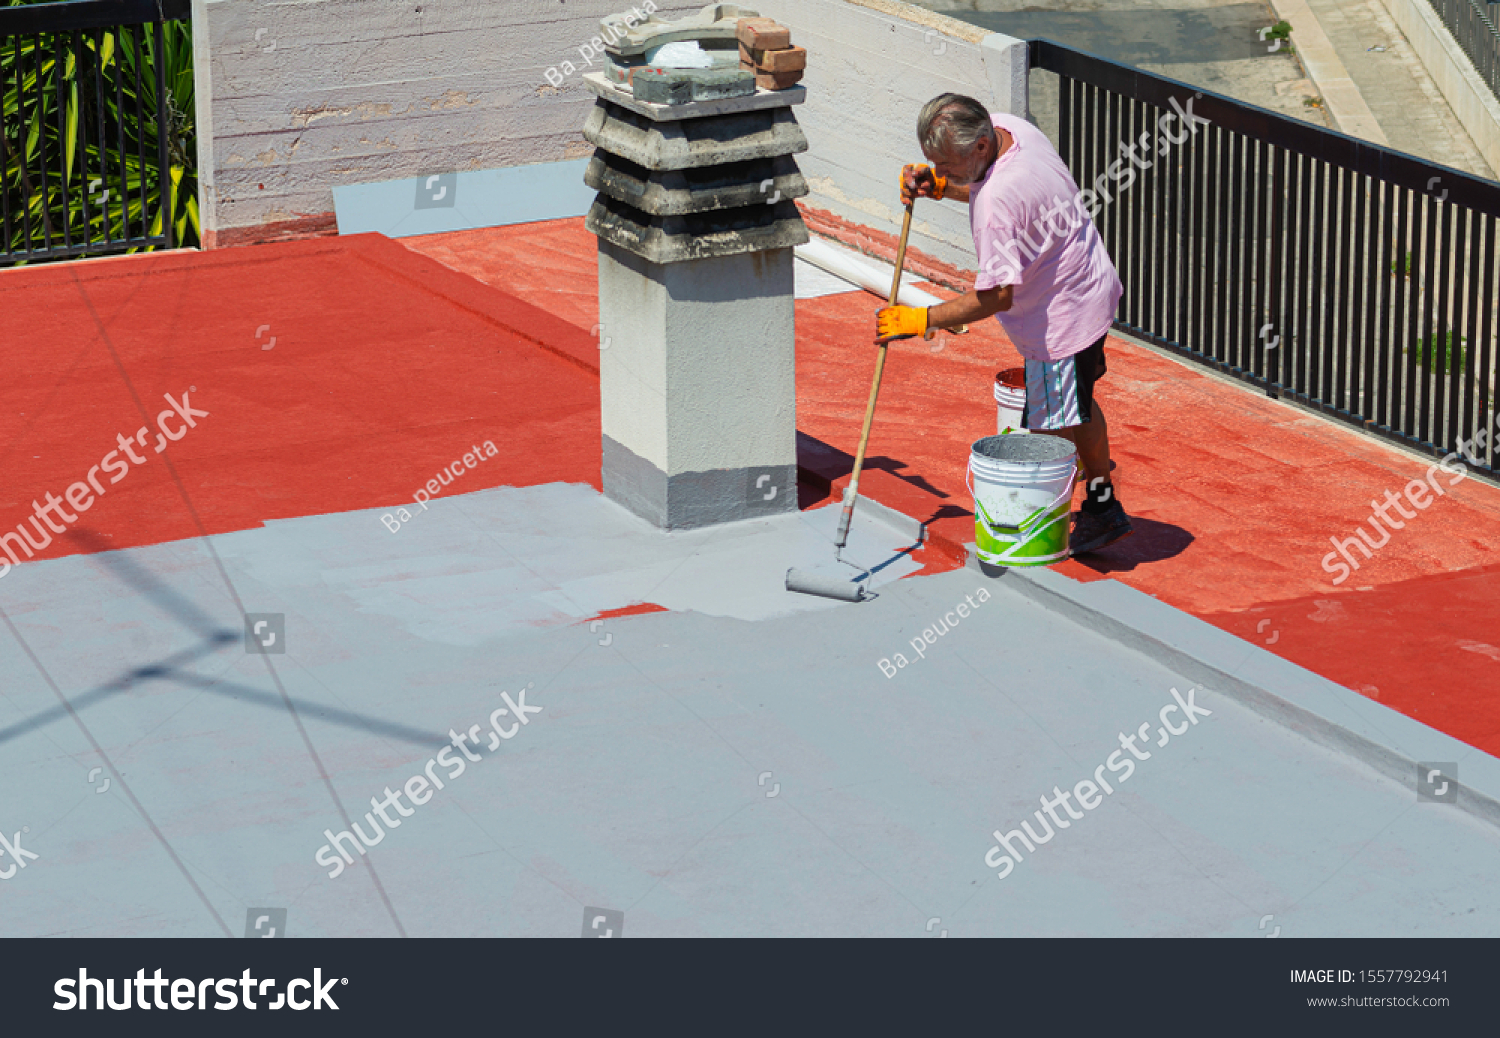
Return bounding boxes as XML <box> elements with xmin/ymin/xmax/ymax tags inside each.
<box><xmin>1409</xmin><ymin>330</ymin><xmax>1467</xmax><ymax>374</ymax></box>
<box><xmin>2</xmin><ymin>0</ymin><xmax>196</xmax><ymax>263</ymax></box>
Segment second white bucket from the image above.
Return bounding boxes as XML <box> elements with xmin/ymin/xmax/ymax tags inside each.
<box><xmin>994</xmin><ymin>368</ymin><xmax>1026</xmax><ymax>434</ymax></box>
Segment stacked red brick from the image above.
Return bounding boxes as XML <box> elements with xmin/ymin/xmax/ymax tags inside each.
<box><xmin>736</xmin><ymin>17</ymin><xmax>805</xmax><ymax>90</ymax></box>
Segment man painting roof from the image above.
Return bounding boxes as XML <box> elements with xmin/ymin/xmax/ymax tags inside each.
<box><xmin>875</xmin><ymin>92</ymin><xmax>1133</xmax><ymax>556</ymax></box>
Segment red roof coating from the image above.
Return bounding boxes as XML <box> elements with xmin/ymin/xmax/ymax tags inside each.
<box><xmin>6</xmin><ymin>217</ymin><xmax>1498</xmax><ymax>757</ymax></box>
<box><xmin>408</xmin><ymin>219</ymin><xmax>1500</xmax><ymax>756</ymax></box>
<box><xmin>0</xmin><ymin>233</ymin><xmax>600</xmax><ymax>562</ymax></box>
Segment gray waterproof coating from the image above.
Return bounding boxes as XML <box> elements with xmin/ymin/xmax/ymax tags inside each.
<box><xmin>972</xmin><ymin>434</ymin><xmax>1076</xmax><ymax>462</ymax></box>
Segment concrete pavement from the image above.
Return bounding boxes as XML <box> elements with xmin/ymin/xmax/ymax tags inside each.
<box><xmin>918</xmin><ymin>0</ymin><xmax>1495</xmax><ymax>178</ymax></box>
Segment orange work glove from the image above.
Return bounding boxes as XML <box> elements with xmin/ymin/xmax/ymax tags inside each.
<box><xmin>875</xmin><ymin>305</ymin><xmax>929</xmax><ymax>343</ymax></box>
<box><xmin>900</xmin><ymin>164</ymin><xmax>947</xmax><ymax>205</ymax></box>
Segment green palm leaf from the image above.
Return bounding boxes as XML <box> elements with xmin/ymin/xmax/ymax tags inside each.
<box><xmin>4</xmin><ymin>0</ymin><xmax>197</xmax><ymax>262</ymax></box>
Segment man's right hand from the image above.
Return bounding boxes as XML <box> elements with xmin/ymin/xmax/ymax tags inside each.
<box><xmin>901</xmin><ymin>164</ymin><xmax>946</xmax><ymax>206</ymax></box>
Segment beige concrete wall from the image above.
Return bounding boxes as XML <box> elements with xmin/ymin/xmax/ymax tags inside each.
<box><xmin>1379</xmin><ymin>0</ymin><xmax>1500</xmax><ymax>177</ymax></box>
<box><xmin>189</xmin><ymin>0</ymin><xmax>1026</xmax><ymax>259</ymax></box>
<box><xmin>190</xmin><ymin>0</ymin><xmax>697</xmax><ymax>247</ymax></box>
<box><xmin>752</xmin><ymin>0</ymin><xmax>1028</xmax><ymax>279</ymax></box>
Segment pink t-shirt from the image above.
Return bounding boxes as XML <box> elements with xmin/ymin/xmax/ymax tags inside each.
<box><xmin>971</xmin><ymin>113</ymin><xmax>1122</xmax><ymax>361</ymax></box>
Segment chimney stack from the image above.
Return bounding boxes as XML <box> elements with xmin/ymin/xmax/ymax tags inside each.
<box><xmin>584</xmin><ymin>4</ymin><xmax>809</xmax><ymax>529</ymax></box>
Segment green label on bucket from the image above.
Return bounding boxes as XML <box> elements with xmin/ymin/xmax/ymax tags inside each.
<box><xmin>974</xmin><ymin>508</ymin><xmax>1069</xmax><ymax>567</ymax></box>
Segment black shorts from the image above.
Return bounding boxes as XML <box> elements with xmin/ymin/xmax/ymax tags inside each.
<box><xmin>1020</xmin><ymin>334</ymin><xmax>1108</xmax><ymax>429</ymax></box>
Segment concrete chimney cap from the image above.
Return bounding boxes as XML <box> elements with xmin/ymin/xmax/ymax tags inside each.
<box><xmin>602</xmin><ymin>3</ymin><xmax>762</xmax><ymax>58</ymax></box>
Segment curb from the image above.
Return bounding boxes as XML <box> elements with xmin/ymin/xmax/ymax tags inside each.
<box><xmin>967</xmin><ymin>547</ymin><xmax>1500</xmax><ymax>832</ymax></box>
<box><xmin>1378</xmin><ymin>0</ymin><xmax>1500</xmax><ymax>178</ymax></box>
<box><xmin>1268</xmin><ymin>0</ymin><xmax>1390</xmax><ymax>143</ymax></box>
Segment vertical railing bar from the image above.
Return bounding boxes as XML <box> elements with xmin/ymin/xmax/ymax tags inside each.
<box><xmin>1302</xmin><ymin>155</ymin><xmax>1314</xmax><ymax>402</ymax></box>
<box><xmin>90</xmin><ymin>26</ymin><xmax>110</xmax><ymax>245</ymax></box>
<box><xmin>132</xmin><ymin>23</ymin><xmax>148</xmax><ymax>246</ymax></box>
<box><xmin>37</xmin><ymin>24</ymin><xmax>58</xmax><ymax>253</ymax></box>
<box><xmin>1152</xmin><ymin>102</ymin><xmax>1167</xmax><ymax>339</ymax></box>
<box><xmin>1478</xmin><ymin>216</ymin><xmax>1498</xmax><ymax>473</ymax></box>
<box><xmin>1390</xmin><ymin>186</ymin><xmax>1410</xmax><ymax>433</ymax></box>
<box><xmin>1058</xmin><ymin>72</ymin><xmax>1072</xmax><ymax>168</ymax></box>
<box><xmin>1236</xmin><ymin>129</ymin><xmax>1248</xmax><ymax>373</ymax></box>
<box><xmin>1433</xmin><ymin>197</ymin><xmax>1455</xmax><ymax>448</ymax></box>
<box><xmin>1372</xmin><ymin>179</ymin><xmax>1394</xmax><ymax>429</ymax></box>
<box><xmin>1127</xmin><ymin>97</ymin><xmax>1141</xmax><ymax>332</ymax></box>
<box><xmin>1418</xmin><ymin>192</ymin><xmax>1439</xmax><ymax>445</ymax></box>
<box><xmin>19</xmin><ymin>25</ymin><xmax>36</xmax><ymax>253</ymax></box>
<box><xmin>1197</xmin><ymin>118</ymin><xmax>1213</xmax><ymax>359</ymax></box>
<box><xmin>75</xmin><ymin>29</ymin><xmax>91</xmax><ymax>249</ymax></box>
<box><xmin>1403</xmin><ymin>192</ymin><xmax>1424</xmax><ymax>438</ymax></box>
<box><xmin>1266</xmin><ymin>146</ymin><xmax>1290</xmax><ymax>390</ymax></box>
<box><xmin>1332</xmin><ymin>165</ymin><xmax>1352</xmax><ymax>411</ymax></box>
<box><xmin>1182</xmin><ymin>98</ymin><xmax>1195</xmax><ymax>352</ymax></box>
<box><xmin>1105</xmin><ymin>88</ymin><xmax>1120</xmax><ymax>313</ymax></box>
<box><xmin>1310</xmin><ymin>157</ymin><xmax>1328</xmax><ymax>402</ymax></box>
<box><xmin>1350</xmin><ymin>174</ymin><xmax>1370</xmax><ymax>420</ymax></box>
<box><xmin>2</xmin><ymin>28</ymin><xmax>14</xmax><ymax>255</ymax></box>
<box><xmin>1287</xmin><ymin>151</ymin><xmax>1310</xmax><ymax>394</ymax></box>
<box><xmin>1188</xmin><ymin>97</ymin><xmax>1205</xmax><ymax>357</ymax></box>
<box><xmin>58</xmin><ymin>29</ymin><xmax>78</xmax><ymax>252</ymax></box>
<box><xmin>1444</xmin><ymin>204</ymin><xmax>1466</xmax><ymax>451</ymax></box>
<box><xmin>1456</xmin><ymin>204</ymin><xmax>1479</xmax><ymax>452</ymax></box>
<box><xmin>1166</xmin><ymin>98</ymin><xmax>1182</xmax><ymax>347</ymax></box>
<box><xmin>153</xmin><ymin>16</ymin><xmax>171</xmax><ymax>248</ymax></box>
<box><xmin>113</xmin><ymin>23</ymin><xmax>129</xmax><ymax>243</ymax></box>
<box><xmin>1251</xmin><ymin>140</ymin><xmax>1268</xmax><ymax>383</ymax></box>
<box><xmin>1212</xmin><ymin>123</ymin><xmax>1230</xmax><ymax>365</ymax></box>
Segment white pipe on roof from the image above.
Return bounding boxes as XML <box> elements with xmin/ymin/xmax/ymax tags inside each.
<box><xmin>794</xmin><ymin>237</ymin><xmax>945</xmax><ymax>309</ymax></box>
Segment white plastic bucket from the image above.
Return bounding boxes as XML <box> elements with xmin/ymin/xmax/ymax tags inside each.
<box><xmin>994</xmin><ymin>368</ymin><xmax>1026</xmax><ymax>434</ymax></box>
<box><xmin>968</xmin><ymin>434</ymin><xmax>1077</xmax><ymax>566</ymax></box>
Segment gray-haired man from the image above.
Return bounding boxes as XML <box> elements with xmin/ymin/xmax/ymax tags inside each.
<box><xmin>875</xmin><ymin>93</ymin><xmax>1132</xmax><ymax>555</ymax></box>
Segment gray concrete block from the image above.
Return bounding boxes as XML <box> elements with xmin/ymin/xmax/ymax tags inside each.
<box><xmin>586</xmin><ymin>70</ymin><xmax>804</xmax><ymax>123</ymax></box>
<box><xmin>583</xmin><ymin>98</ymin><xmax>808</xmax><ymax>171</ymax></box>
<box><xmin>604</xmin><ymin>52</ymin><xmax>742</xmax><ymax>87</ymax></box>
<box><xmin>602</xmin><ymin>3</ymin><xmax>761</xmax><ymax>58</ymax></box>
<box><xmin>597</xmin><ymin>240</ymin><xmax>797</xmax><ymax>525</ymax></box>
<box><xmin>604</xmin><ymin>54</ymin><xmax>650</xmax><ymax>86</ymax></box>
<box><xmin>584</xmin><ymin>150</ymin><xmax>807</xmax><ymax>216</ymax></box>
<box><xmin>586</xmin><ymin>193</ymin><xmax>809</xmax><ymax>263</ymax></box>
<box><xmin>632</xmin><ymin>67</ymin><xmax>757</xmax><ymax>105</ymax></box>
<box><xmin>603</xmin><ymin>436</ymin><xmax>797</xmax><ymax>529</ymax></box>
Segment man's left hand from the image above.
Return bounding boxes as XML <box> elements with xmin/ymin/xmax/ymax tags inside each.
<box><xmin>875</xmin><ymin>305</ymin><xmax>929</xmax><ymax>343</ymax></box>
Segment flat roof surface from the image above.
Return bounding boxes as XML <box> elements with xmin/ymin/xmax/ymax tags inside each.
<box><xmin>1</xmin><ymin>225</ymin><xmax>1496</xmax><ymax>937</ymax></box>
<box><xmin>404</xmin><ymin>218</ymin><xmax>1500</xmax><ymax>757</ymax></box>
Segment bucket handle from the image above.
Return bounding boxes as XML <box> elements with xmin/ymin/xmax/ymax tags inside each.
<box><xmin>966</xmin><ymin>458</ymin><xmax>1077</xmax><ymax>535</ymax></box>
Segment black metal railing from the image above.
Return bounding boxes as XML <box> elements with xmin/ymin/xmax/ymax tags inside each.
<box><xmin>1430</xmin><ymin>0</ymin><xmax>1500</xmax><ymax>104</ymax></box>
<box><xmin>1031</xmin><ymin>39</ymin><xmax>1500</xmax><ymax>479</ymax></box>
<box><xmin>2</xmin><ymin>0</ymin><xmax>191</xmax><ymax>264</ymax></box>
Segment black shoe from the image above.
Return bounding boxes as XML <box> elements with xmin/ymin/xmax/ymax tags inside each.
<box><xmin>1070</xmin><ymin>501</ymin><xmax>1133</xmax><ymax>555</ymax></box>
